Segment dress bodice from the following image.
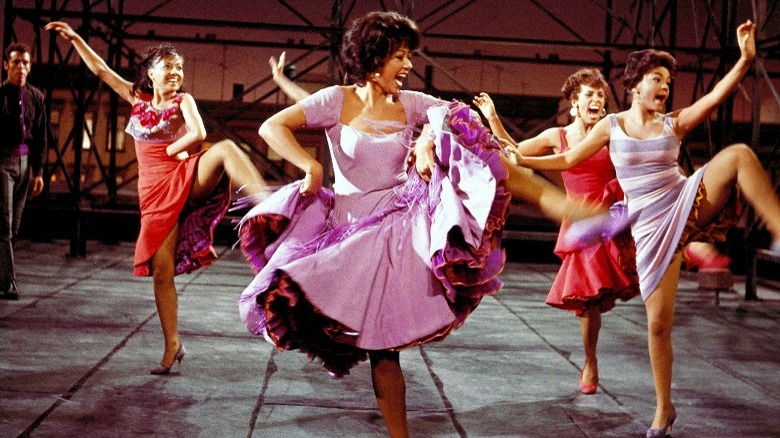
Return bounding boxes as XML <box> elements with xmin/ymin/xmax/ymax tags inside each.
<box><xmin>558</xmin><ymin>127</ymin><xmax>621</xmax><ymax>204</ymax></box>
<box><xmin>299</xmin><ymin>86</ymin><xmax>443</xmax><ymax>224</ymax></box>
<box><xmin>125</xmin><ymin>93</ymin><xmax>186</xmax><ymax>143</ymax></box>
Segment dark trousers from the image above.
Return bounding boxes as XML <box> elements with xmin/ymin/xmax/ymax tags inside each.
<box><xmin>0</xmin><ymin>152</ymin><xmax>30</xmax><ymax>292</ymax></box>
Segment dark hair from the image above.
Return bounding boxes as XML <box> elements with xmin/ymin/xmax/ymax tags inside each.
<box><xmin>339</xmin><ymin>11</ymin><xmax>420</xmax><ymax>85</ymax></box>
<box><xmin>622</xmin><ymin>49</ymin><xmax>677</xmax><ymax>90</ymax></box>
<box><xmin>561</xmin><ymin>68</ymin><xmax>608</xmax><ymax>101</ymax></box>
<box><xmin>4</xmin><ymin>42</ymin><xmax>31</xmax><ymax>61</ymax></box>
<box><xmin>132</xmin><ymin>43</ymin><xmax>183</xmax><ymax>95</ymax></box>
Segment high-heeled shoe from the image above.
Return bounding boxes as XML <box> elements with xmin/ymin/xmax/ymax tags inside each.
<box><xmin>564</xmin><ymin>201</ymin><xmax>633</xmax><ymax>250</ymax></box>
<box><xmin>646</xmin><ymin>404</ymin><xmax>677</xmax><ymax>438</ymax></box>
<box><xmin>579</xmin><ymin>371</ymin><xmax>598</xmax><ymax>395</ymax></box>
<box><xmin>150</xmin><ymin>344</ymin><xmax>186</xmax><ymax>375</ymax></box>
<box><xmin>683</xmin><ymin>245</ymin><xmax>731</xmax><ymax>270</ymax></box>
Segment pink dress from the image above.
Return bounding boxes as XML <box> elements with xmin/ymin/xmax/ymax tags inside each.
<box><xmin>238</xmin><ymin>86</ymin><xmax>510</xmax><ymax>376</ymax></box>
<box><xmin>126</xmin><ymin>93</ymin><xmax>230</xmax><ymax>277</ymax></box>
<box><xmin>546</xmin><ymin>128</ymin><xmax>639</xmax><ymax>315</ymax></box>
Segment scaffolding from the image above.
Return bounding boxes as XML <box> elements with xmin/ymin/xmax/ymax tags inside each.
<box><xmin>3</xmin><ymin>0</ymin><xmax>779</xmax><ymax>293</ymax></box>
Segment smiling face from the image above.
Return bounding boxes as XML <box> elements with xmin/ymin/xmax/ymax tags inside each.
<box><xmin>573</xmin><ymin>84</ymin><xmax>607</xmax><ymax>126</ymax></box>
<box><xmin>147</xmin><ymin>54</ymin><xmax>184</xmax><ymax>94</ymax></box>
<box><xmin>3</xmin><ymin>50</ymin><xmax>31</xmax><ymax>87</ymax></box>
<box><xmin>633</xmin><ymin>66</ymin><xmax>671</xmax><ymax>112</ymax></box>
<box><xmin>369</xmin><ymin>44</ymin><xmax>413</xmax><ymax>95</ymax></box>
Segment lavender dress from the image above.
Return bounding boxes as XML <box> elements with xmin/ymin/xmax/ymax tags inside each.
<box><xmin>238</xmin><ymin>86</ymin><xmax>509</xmax><ymax>376</ymax></box>
<box><xmin>608</xmin><ymin>114</ymin><xmax>704</xmax><ymax>299</ymax></box>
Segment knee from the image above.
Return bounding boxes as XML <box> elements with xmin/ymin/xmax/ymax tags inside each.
<box><xmin>151</xmin><ymin>262</ymin><xmax>175</xmax><ymax>290</ymax></box>
<box><xmin>646</xmin><ymin>316</ymin><xmax>672</xmax><ymax>340</ymax></box>
<box><xmin>210</xmin><ymin>139</ymin><xmax>241</xmax><ymax>156</ymax></box>
<box><xmin>722</xmin><ymin>143</ymin><xmax>757</xmax><ymax>164</ymax></box>
<box><xmin>369</xmin><ymin>351</ymin><xmax>400</xmax><ymax>370</ymax></box>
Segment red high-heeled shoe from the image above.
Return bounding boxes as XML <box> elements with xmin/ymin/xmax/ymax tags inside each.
<box><xmin>579</xmin><ymin>371</ymin><xmax>598</xmax><ymax>395</ymax></box>
<box><xmin>683</xmin><ymin>245</ymin><xmax>731</xmax><ymax>270</ymax></box>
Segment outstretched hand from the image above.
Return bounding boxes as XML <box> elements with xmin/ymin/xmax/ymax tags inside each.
<box><xmin>269</xmin><ymin>51</ymin><xmax>286</xmax><ymax>80</ymax></box>
<box><xmin>44</xmin><ymin>21</ymin><xmax>77</xmax><ymax>40</ymax></box>
<box><xmin>736</xmin><ymin>20</ymin><xmax>756</xmax><ymax>61</ymax></box>
<box><xmin>473</xmin><ymin>92</ymin><xmax>497</xmax><ymax>119</ymax></box>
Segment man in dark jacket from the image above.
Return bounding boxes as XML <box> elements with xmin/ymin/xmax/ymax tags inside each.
<box><xmin>0</xmin><ymin>43</ymin><xmax>48</xmax><ymax>300</ymax></box>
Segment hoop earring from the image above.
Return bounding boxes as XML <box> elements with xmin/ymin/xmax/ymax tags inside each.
<box><xmin>600</xmin><ymin>107</ymin><xmax>607</xmax><ymax>117</ymax></box>
<box><xmin>570</xmin><ymin>105</ymin><xmax>578</xmax><ymax>117</ymax></box>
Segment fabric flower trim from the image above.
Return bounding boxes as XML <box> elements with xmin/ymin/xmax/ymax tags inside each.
<box><xmin>130</xmin><ymin>93</ymin><xmax>182</xmax><ymax>135</ymax></box>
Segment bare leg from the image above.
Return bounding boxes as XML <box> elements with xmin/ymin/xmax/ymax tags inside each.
<box><xmin>698</xmin><ymin>144</ymin><xmax>780</xmax><ymax>241</ymax></box>
<box><xmin>644</xmin><ymin>252</ymin><xmax>682</xmax><ymax>429</ymax></box>
<box><xmin>579</xmin><ymin>306</ymin><xmax>601</xmax><ymax>386</ymax></box>
<box><xmin>190</xmin><ymin>139</ymin><xmax>267</xmax><ymax>201</ymax></box>
<box><xmin>368</xmin><ymin>350</ymin><xmax>409</xmax><ymax>438</ymax></box>
<box><xmin>151</xmin><ymin>222</ymin><xmax>182</xmax><ymax>367</ymax></box>
<box><xmin>504</xmin><ymin>160</ymin><xmax>603</xmax><ymax>223</ymax></box>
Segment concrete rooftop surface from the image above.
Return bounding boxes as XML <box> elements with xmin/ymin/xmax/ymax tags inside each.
<box><xmin>1</xmin><ymin>240</ymin><xmax>779</xmax><ymax>437</ymax></box>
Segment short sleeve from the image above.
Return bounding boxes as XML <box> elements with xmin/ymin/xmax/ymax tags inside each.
<box><xmin>399</xmin><ymin>90</ymin><xmax>444</xmax><ymax>127</ymax></box>
<box><xmin>299</xmin><ymin>86</ymin><xmax>344</xmax><ymax>129</ymax></box>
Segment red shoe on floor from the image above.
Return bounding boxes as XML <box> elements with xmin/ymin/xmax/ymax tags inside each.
<box><xmin>579</xmin><ymin>372</ymin><xmax>598</xmax><ymax>395</ymax></box>
<box><xmin>683</xmin><ymin>245</ymin><xmax>731</xmax><ymax>270</ymax></box>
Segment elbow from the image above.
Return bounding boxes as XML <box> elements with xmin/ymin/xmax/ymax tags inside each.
<box><xmin>258</xmin><ymin>120</ymin><xmax>274</xmax><ymax>142</ymax></box>
<box><xmin>193</xmin><ymin>128</ymin><xmax>207</xmax><ymax>143</ymax></box>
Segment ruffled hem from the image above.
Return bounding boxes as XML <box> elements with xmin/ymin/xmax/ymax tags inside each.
<box><xmin>676</xmin><ymin>180</ymin><xmax>736</xmax><ymax>252</ymax></box>
<box><xmin>547</xmin><ymin>230</ymin><xmax>639</xmax><ymax>315</ymax></box>
<box><xmin>238</xmin><ymin>100</ymin><xmax>509</xmax><ymax>376</ymax></box>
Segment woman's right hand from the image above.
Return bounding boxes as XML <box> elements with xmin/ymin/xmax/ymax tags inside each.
<box><xmin>44</xmin><ymin>21</ymin><xmax>78</xmax><ymax>41</ymax></box>
<box><xmin>300</xmin><ymin>162</ymin><xmax>324</xmax><ymax>197</ymax></box>
<box><xmin>502</xmin><ymin>140</ymin><xmax>526</xmax><ymax>166</ymax></box>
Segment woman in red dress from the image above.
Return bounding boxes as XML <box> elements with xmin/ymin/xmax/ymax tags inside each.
<box><xmin>46</xmin><ymin>21</ymin><xmax>267</xmax><ymax>374</ymax></box>
<box><xmin>475</xmin><ymin>69</ymin><xmax>640</xmax><ymax>394</ymax></box>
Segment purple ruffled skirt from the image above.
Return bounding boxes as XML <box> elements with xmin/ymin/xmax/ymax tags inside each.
<box><xmin>237</xmin><ymin>101</ymin><xmax>510</xmax><ymax>376</ymax></box>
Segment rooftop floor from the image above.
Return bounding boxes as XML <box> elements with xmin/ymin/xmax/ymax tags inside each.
<box><xmin>1</xmin><ymin>240</ymin><xmax>779</xmax><ymax>437</ymax></box>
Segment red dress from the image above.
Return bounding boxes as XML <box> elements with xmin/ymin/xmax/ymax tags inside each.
<box><xmin>126</xmin><ymin>93</ymin><xmax>230</xmax><ymax>277</ymax></box>
<box><xmin>546</xmin><ymin>128</ymin><xmax>639</xmax><ymax>315</ymax></box>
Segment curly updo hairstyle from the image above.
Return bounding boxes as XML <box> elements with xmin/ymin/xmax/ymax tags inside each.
<box><xmin>622</xmin><ymin>49</ymin><xmax>677</xmax><ymax>91</ymax></box>
<box><xmin>560</xmin><ymin>68</ymin><xmax>609</xmax><ymax>102</ymax></box>
<box><xmin>132</xmin><ymin>43</ymin><xmax>184</xmax><ymax>96</ymax></box>
<box><xmin>339</xmin><ymin>11</ymin><xmax>420</xmax><ymax>85</ymax></box>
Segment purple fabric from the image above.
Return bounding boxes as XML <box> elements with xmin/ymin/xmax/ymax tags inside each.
<box><xmin>174</xmin><ymin>176</ymin><xmax>231</xmax><ymax>275</ymax></box>
<box><xmin>238</xmin><ymin>88</ymin><xmax>509</xmax><ymax>375</ymax></box>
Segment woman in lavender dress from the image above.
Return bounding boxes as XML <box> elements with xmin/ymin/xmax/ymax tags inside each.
<box><xmin>514</xmin><ymin>20</ymin><xmax>780</xmax><ymax>436</ymax></box>
<box><xmin>238</xmin><ymin>12</ymin><xmax>509</xmax><ymax>437</ymax></box>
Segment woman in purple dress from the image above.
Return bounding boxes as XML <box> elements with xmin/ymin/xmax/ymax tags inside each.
<box><xmin>239</xmin><ymin>12</ymin><xmax>509</xmax><ymax>436</ymax></box>
<box><xmin>513</xmin><ymin>20</ymin><xmax>780</xmax><ymax>437</ymax></box>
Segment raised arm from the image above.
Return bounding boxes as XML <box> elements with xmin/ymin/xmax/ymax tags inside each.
<box><xmin>474</xmin><ymin>92</ymin><xmax>558</xmax><ymax>157</ymax></box>
<box><xmin>270</xmin><ymin>52</ymin><xmax>311</xmax><ymax>103</ymax></box>
<box><xmin>674</xmin><ymin>20</ymin><xmax>755</xmax><ymax>135</ymax></box>
<box><xmin>515</xmin><ymin>116</ymin><xmax>610</xmax><ymax>170</ymax></box>
<box><xmin>45</xmin><ymin>21</ymin><xmax>135</xmax><ymax>103</ymax></box>
<box><xmin>258</xmin><ymin>104</ymin><xmax>323</xmax><ymax>196</ymax></box>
